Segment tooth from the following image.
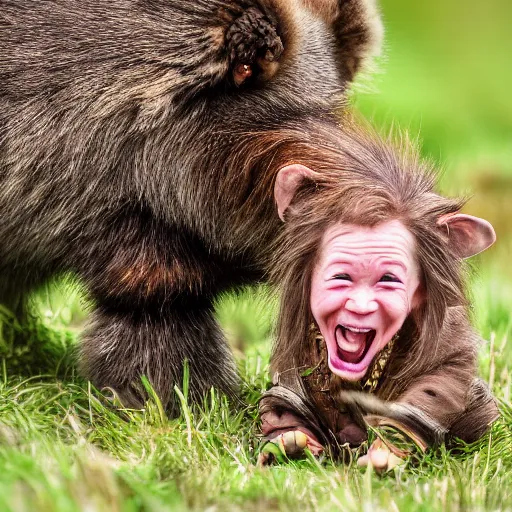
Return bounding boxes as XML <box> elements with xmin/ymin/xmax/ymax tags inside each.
<box><xmin>344</xmin><ymin>326</ymin><xmax>371</xmax><ymax>334</ymax></box>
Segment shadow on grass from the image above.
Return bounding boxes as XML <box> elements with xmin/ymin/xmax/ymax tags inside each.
<box><xmin>0</xmin><ymin>304</ymin><xmax>78</xmax><ymax>380</ymax></box>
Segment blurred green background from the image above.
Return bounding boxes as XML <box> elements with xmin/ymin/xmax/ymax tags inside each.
<box><xmin>355</xmin><ymin>0</ymin><xmax>512</xmax><ymax>282</ymax></box>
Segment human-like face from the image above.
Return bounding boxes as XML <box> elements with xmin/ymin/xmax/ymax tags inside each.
<box><xmin>310</xmin><ymin>220</ymin><xmax>422</xmax><ymax>381</ymax></box>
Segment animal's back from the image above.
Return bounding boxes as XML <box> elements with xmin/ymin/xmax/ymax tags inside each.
<box><xmin>0</xmin><ymin>0</ymin><xmax>344</xmax><ymax>263</ymax></box>
<box><xmin>0</xmin><ymin>0</ymin><xmax>383</xmax><ymax>409</ymax></box>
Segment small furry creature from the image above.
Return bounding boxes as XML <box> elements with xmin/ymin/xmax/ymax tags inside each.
<box><xmin>259</xmin><ymin>125</ymin><xmax>499</xmax><ymax>468</ymax></box>
<box><xmin>0</xmin><ymin>0</ymin><xmax>382</xmax><ymax>411</ymax></box>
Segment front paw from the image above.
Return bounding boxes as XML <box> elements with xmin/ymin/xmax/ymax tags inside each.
<box><xmin>225</xmin><ymin>7</ymin><xmax>284</xmax><ymax>86</ymax></box>
<box><xmin>257</xmin><ymin>429</ymin><xmax>324</xmax><ymax>466</ymax></box>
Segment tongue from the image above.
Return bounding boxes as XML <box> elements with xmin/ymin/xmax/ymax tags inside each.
<box><xmin>335</xmin><ymin>327</ymin><xmax>367</xmax><ymax>364</ymax></box>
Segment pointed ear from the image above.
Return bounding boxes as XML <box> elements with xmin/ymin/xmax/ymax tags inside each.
<box><xmin>437</xmin><ymin>213</ymin><xmax>496</xmax><ymax>259</ymax></box>
<box><xmin>274</xmin><ymin>164</ymin><xmax>320</xmax><ymax>221</ymax></box>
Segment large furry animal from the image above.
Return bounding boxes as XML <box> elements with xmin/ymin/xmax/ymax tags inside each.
<box><xmin>259</xmin><ymin>125</ymin><xmax>499</xmax><ymax>466</ymax></box>
<box><xmin>0</xmin><ymin>0</ymin><xmax>382</xmax><ymax>411</ymax></box>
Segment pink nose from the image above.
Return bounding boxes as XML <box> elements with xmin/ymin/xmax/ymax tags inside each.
<box><xmin>345</xmin><ymin>290</ymin><xmax>378</xmax><ymax>315</ymax></box>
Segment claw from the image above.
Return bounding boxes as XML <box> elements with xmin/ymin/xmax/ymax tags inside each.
<box><xmin>280</xmin><ymin>430</ymin><xmax>308</xmax><ymax>454</ymax></box>
<box><xmin>258</xmin><ymin>429</ymin><xmax>323</xmax><ymax>465</ymax></box>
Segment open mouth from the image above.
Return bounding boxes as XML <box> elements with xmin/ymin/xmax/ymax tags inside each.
<box><xmin>334</xmin><ymin>325</ymin><xmax>376</xmax><ymax>365</ymax></box>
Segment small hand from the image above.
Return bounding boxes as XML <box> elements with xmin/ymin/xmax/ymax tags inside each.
<box><xmin>357</xmin><ymin>438</ymin><xmax>405</xmax><ymax>473</ymax></box>
<box><xmin>257</xmin><ymin>429</ymin><xmax>323</xmax><ymax>466</ymax></box>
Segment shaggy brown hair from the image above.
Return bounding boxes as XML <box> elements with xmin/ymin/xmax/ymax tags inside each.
<box><xmin>265</xmin><ymin>120</ymin><xmax>467</xmax><ymax>382</ymax></box>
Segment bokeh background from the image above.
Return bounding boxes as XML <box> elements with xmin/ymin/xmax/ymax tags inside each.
<box><xmin>356</xmin><ymin>0</ymin><xmax>512</xmax><ymax>273</ymax></box>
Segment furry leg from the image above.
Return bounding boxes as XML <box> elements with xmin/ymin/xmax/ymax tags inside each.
<box><xmin>80</xmin><ymin>302</ymin><xmax>239</xmax><ymax>415</ymax></box>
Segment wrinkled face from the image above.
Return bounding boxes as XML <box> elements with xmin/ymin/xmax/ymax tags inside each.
<box><xmin>310</xmin><ymin>220</ymin><xmax>423</xmax><ymax>381</ymax></box>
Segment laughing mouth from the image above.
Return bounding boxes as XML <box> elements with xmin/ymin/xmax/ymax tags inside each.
<box><xmin>334</xmin><ymin>325</ymin><xmax>376</xmax><ymax>365</ymax></box>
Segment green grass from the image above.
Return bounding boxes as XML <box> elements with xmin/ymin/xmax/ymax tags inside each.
<box><xmin>0</xmin><ymin>267</ymin><xmax>511</xmax><ymax>511</ymax></box>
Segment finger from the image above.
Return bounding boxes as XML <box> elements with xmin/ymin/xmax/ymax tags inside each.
<box><xmin>367</xmin><ymin>439</ymin><xmax>391</xmax><ymax>471</ymax></box>
<box><xmin>306</xmin><ymin>437</ymin><xmax>324</xmax><ymax>456</ymax></box>
<box><xmin>369</xmin><ymin>447</ymin><xmax>390</xmax><ymax>470</ymax></box>
<box><xmin>281</xmin><ymin>430</ymin><xmax>308</xmax><ymax>456</ymax></box>
<box><xmin>386</xmin><ymin>453</ymin><xmax>405</xmax><ymax>470</ymax></box>
<box><xmin>357</xmin><ymin>454</ymin><xmax>369</xmax><ymax>467</ymax></box>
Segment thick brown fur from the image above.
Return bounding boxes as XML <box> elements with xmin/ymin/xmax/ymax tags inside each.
<box><xmin>260</xmin><ymin>122</ymin><xmax>498</xmax><ymax>452</ymax></box>
<box><xmin>0</xmin><ymin>0</ymin><xmax>382</xmax><ymax>412</ymax></box>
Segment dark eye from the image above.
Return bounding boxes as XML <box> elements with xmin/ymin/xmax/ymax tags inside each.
<box><xmin>333</xmin><ymin>273</ymin><xmax>352</xmax><ymax>281</ymax></box>
<box><xmin>379</xmin><ymin>273</ymin><xmax>402</xmax><ymax>283</ymax></box>
<box><xmin>233</xmin><ymin>63</ymin><xmax>253</xmax><ymax>86</ymax></box>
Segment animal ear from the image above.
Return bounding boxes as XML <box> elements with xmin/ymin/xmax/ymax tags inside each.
<box><xmin>274</xmin><ymin>164</ymin><xmax>320</xmax><ymax>221</ymax></box>
<box><xmin>437</xmin><ymin>213</ymin><xmax>496</xmax><ymax>259</ymax></box>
